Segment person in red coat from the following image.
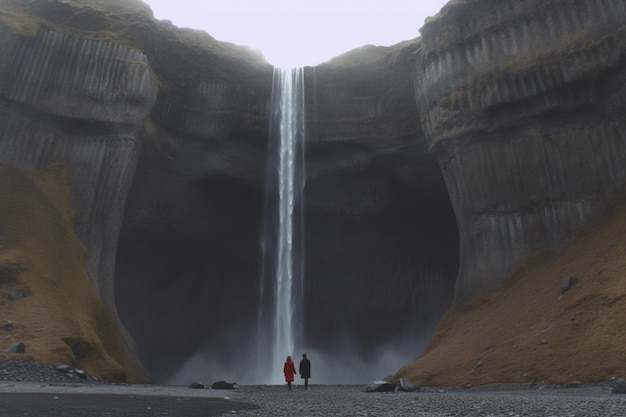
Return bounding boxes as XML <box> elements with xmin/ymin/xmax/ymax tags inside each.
<box><xmin>283</xmin><ymin>355</ymin><xmax>297</xmax><ymax>390</ymax></box>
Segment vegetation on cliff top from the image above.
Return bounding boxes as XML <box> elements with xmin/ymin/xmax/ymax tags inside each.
<box><xmin>0</xmin><ymin>0</ymin><xmax>271</xmax><ymax>95</ymax></box>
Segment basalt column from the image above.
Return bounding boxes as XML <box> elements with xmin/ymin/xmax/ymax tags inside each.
<box><xmin>416</xmin><ymin>0</ymin><xmax>626</xmax><ymax>305</ymax></box>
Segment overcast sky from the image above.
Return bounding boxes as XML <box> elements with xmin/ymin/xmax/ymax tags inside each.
<box><xmin>141</xmin><ymin>0</ymin><xmax>450</xmax><ymax>67</ymax></box>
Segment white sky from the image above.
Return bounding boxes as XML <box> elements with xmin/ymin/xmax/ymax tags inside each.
<box><xmin>142</xmin><ymin>0</ymin><xmax>450</xmax><ymax>67</ymax></box>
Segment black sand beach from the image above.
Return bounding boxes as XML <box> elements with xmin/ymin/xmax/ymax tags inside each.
<box><xmin>2</xmin><ymin>381</ymin><xmax>625</xmax><ymax>417</ymax></box>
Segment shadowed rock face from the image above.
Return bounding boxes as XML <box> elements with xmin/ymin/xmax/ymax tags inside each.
<box><xmin>115</xmin><ymin>41</ymin><xmax>458</xmax><ymax>381</ymax></box>
<box><xmin>0</xmin><ymin>0</ymin><xmax>275</xmax><ymax>379</ymax></box>
<box><xmin>2</xmin><ymin>0</ymin><xmax>623</xmax><ymax>385</ymax></box>
<box><xmin>301</xmin><ymin>45</ymin><xmax>458</xmax><ymax>359</ymax></box>
<box><xmin>416</xmin><ymin>0</ymin><xmax>626</xmax><ymax>305</ymax></box>
<box><xmin>115</xmin><ymin>127</ymin><xmax>271</xmax><ymax>380</ymax></box>
<box><xmin>0</xmin><ymin>0</ymin><xmax>455</xmax><ymax>381</ymax></box>
<box><xmin>0</xmin><ymin>1</ymin><xmax>158</xmax><ymax>316</ymax></box>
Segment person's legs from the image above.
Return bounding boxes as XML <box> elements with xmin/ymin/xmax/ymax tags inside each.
<box><xmin>304</xmin><ymin>378</ymin><xmax>308</xmax><ymax>389</ymax></box>
<box><xmin>288</xmin><ymin>381</ymin><xmax>292</xmax><ymax>390</ymax></box>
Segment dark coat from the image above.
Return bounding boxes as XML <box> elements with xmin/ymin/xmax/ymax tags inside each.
<box><xmin>299</xmin><ymin>358</ymin><xmax>311</xmax><ymax>379</ymax></box>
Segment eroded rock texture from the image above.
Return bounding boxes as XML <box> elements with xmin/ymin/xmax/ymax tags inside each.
<box><xmin>0</xmin><ymin>1</ymin><xmax>158</xmax><ymax>311</ymax></box>
<box><xmin>0</xmin><ymin>0</ymin><xmax>162</xmax><ymax>372</ymax></box>
<box><xmin>302</xmin><ymin>45</ymin><xmax>458</xmax><ymax>359</ymax></box>
<box><xmin>416</xmin><ymin>0</ymin><xmax>626</xmax><ymax>305</ymax></box>
<box><xmin>116</xmin><ymin>40</ymin><xmax>458</xmax><ymax>382</ymax></box>
<box><xmin>0</xmin><ymin>0</ymin><xmax>274</xmax><ymax>379</ymax></box>
<box><xmin>114</xmin><ymin>30</ymin><xmax>274</xmax><ymax>382</ymax></box>
<box><xmin>5</xmin><ymin>0</ymin><xmax>623</xmax><ymax>386</ymax></box>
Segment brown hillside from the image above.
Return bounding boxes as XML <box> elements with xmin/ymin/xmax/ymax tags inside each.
<box><xmin>396</xmin><ymin>194</ymin><xmax>626</xmax><ymax>386</ymax></box>
<box><xmin>0</xmin><ymin>164</ymin><xmax>148</xmax><ymax>383</ymax></box>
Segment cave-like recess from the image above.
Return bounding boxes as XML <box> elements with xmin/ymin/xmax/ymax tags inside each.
<box><xmin>115</xmin><ymin>46</ymin><xmax>460</xmax><ymax>383</ymax></box>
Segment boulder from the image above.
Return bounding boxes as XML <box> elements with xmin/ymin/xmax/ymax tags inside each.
<box><xmin>74</xmin><ymin>369</ymin><xmax>87</xmax><ymax>379</ymax></box>
<box><xmin>53</xmin><ymin>363</ymin><xmax>73</xmax><ymax>373</ymax></box>
<box><xmin>6</xmin><ymin>342</ymin><xmax>25</xmax><ymax>354</ymax></box>
<box><xmin>565</xmin><ymin>380</ymin><xmax>583</xmax><ymax>388</ymax></box>
<box><xmin>398</xmin><ymin>378</ymin><xmax>421</xmax><ymax>392</ymax></box>
<box><xmin>561</xmin><ymin>277</ymin><xmax>578</xmax><ymax>294</ymax></box>
<box><xmin>365</xmin><ymin>381</ymin><xmax>397</xmax><ymax>393</ymax></box>
<box><xmin>211</xmin><ymin>380</ymin><xmax>239</xmax><ymax>390</ymax></box>
<box><xmin>612</xmin><ymin>378</ymin><xmax>626</xmax><ymax>394</ymax></box>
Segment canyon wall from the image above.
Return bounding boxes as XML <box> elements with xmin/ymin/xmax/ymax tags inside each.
<box><xmin>113</xmin><ymin>19</ymin><xmax>275</xmax><ymax>381</ymax></box>
<box><xmin>1</xmin><ymin>0</ymin><xmax>623</xmax><ymax>384</ymax></box>
<box><xmin>115</xmin><ymin>37</ymin><xmax>458</xmax><ymax>382</ymax></box>
<box><xmin>0</xmin><ymin>1</ymin><xmax>157</xmax><ymax>312</ymax></box>
<box><xmin>416</xmin><ymin>0</ymin><xmax>626</xmax><ymax>305</ymax></box>
<box><xmin>0</xmin><ymin>0</ymin><xmax>456</xmax><ymax>382</ymax></box>
<box><xmin>301</xmin><ymin>45</ymin><xmax>458</xmax><ymax>363</ymax></box>
<box><xmin>0</xmin><ymin>0</ymin><xmax>273</xmax><ymax>377</ymax></box>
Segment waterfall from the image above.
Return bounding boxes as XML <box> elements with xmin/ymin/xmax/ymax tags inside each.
<box><xmin>258</xmin><ymin>67</ymin><xmax>306</xmax><ymax>384</ymax></box>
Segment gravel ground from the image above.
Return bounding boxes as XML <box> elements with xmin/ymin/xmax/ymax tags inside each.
<box><xmin>1</xmin><ymin>356</ymin><xmax>626</xmax><ymax>416</ymax></box>
<box><xmin>226</xmin><ymin>383</ymin><xmax>626</xmax><ymax>417</ymax></box>
<box><xmin>2</xmin><ymin>382</ymin><xmax>626</xmax><ymax>417</ymax></box>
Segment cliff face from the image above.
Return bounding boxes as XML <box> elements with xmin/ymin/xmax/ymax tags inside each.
<box><xmin>0</xmin><ymin>0</ymin><xmax>158</xmax><ymax>318</ymax></box>
<box><xmin>115</xmin><ymin>39</ymin><xmax>458</xmax><ymax>381</ymax></box>
<box><xmin>1</xmin><ymin>0</ymin><xmax>624</xmax><ymax>386</ymax></box>
<box><xmin>416</xmin><ymin>0</ymin><xmax>626</xmax><ymax>305</ymax></box>
<box><xmin>300</xmin><ymin>45</ymin><xmax>458</xmax><ymax>363</ymax></box>
<box><xmin>0</xmin><ymin>0</ymin><xmax>456</xmax><ymax>382</ymax></box>
<box><xmin>0</xmin><ymin>164</ymin><xmax>149</xmax><ymax>383</ymax></box>
<box><xmin>0</xmin><ymin>0</ymin><xmax>274</xmax><ymax>378</ymax></box>
<box><xmin>114</xmin><ymin>42</ymin><xmax>274</xmax><ymax>381</ymax></box>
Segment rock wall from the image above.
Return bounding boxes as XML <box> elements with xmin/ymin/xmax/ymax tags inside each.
<box><xmin>0</xmin><ymin>0</ymin><xmax>162</xmax><ymax>370</ymax></box>
<box><xmin>4</xmin><ymin>0</ymin><xmax>624</xmax><ymax>385</ymax></box>
<box><xmin>0</xmin><ymin>9</ymin><xmax>157</xmax><ymax>311</ymax></box>
<box><xmin>301</xmin><ymin>45</ymin><xmax>458</xmax><ymax>358</ymax></box>
<box><xmin>0</xmin><ymin>164</ymin><xmax>150</xmax><ymax>383</ymax></box>
<box><xmin>416</xmin><ymin>0</ymin><xmax>626</xmax><ymax>305</ymax></box>
<box><xmin>115</xmin><ymin>51</ymin><xmax>273</xmax><ymax>381</ymax></box>
<box><xmin>0</xmin><ymin>0</ymin><xmax>273</xmax><ymax>378</ymax></box>
<box><xmin>115</xmin><ymin>40</ymin><xmax>458</xmax><ymax>381</ymax></box>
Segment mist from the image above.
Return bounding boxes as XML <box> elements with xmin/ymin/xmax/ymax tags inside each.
<box><xmin>166</xmin><ymin>325</ymin><xmax>437</xmax><ymax>386</ymax></box>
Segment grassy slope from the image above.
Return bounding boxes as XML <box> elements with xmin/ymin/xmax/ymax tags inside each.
<box><xmin>0</xmin><ymin>164</ymin><xmax>148</xmax><ymax>383</ymax></box>
<box><xmin>396</xmin><ymin>194</ymin><xmax>626</xmax><ymax>386</ymax></box>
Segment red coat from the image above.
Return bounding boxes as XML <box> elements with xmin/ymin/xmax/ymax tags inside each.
<box><xmin>283</xmin><ymin>359</ymin><xmax>297</xmax><ymax>382</ymax></box>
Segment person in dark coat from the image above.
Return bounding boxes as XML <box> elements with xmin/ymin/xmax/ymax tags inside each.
<box><xmin>299</xmin><ymin>353</ymin><xmax>311</xmax><ymax>389</ymax></box>
<box><xmin>283</xmin><ymin>355</ymin><xmax>297</xmax><ymax>390</ymax></box>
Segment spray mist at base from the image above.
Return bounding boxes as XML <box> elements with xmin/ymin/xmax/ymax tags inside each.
<box><xmin>166</xmin><ymin>329</ymin><xmax>435</xmax><ymax>386</ymax></box>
